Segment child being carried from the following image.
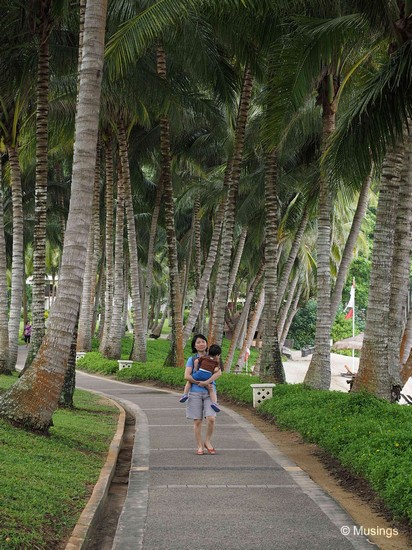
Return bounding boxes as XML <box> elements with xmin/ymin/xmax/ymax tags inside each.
<box><xmin>180</xmin><ymin>344</ymin><xmax>221</xmax><ymax>412</ymax></box>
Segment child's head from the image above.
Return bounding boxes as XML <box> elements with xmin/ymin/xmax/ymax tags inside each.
<box><xmin>208</xmin><ymin>344</ymin><xmax>221</xmax><ymax>358</ymax></box>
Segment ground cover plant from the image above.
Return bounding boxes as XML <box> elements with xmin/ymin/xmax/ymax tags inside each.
<box><xmin>258</xmin><ymin>384</ymin><xmax>412</xmax><ymax>525</ymax></box>
<box><xmin>0</xmin><ymin>374</ymin><xmax>119</xmax><ymax>550</ymax></box>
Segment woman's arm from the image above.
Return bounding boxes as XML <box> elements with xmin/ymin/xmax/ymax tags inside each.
<box><xmin>197</xmin><ymin>368</ymin><xmax>222</xmax><ymax>387</ymax></box>
<box><xmin>184</xmin><ymin>366</ymin><xmax>199</xmax><ymax>384</ymax></box>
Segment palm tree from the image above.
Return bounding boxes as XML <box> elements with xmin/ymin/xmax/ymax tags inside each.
<box><xmin>0</xmin><ymin>0</ymin><xmax>108</xmax><ymax>431</ymax></box>
<box><xmin>118</xmin><ymin>119</ymin><xmax>147</xmax><ymax>361</ymax></box>
<box><xmin>209</xmin><ymin>66</ymin><xmax>254</xmax><ymax>347</ymax></box>
<box><xmin>0</xmin><ymin>161</ymin><xmax>10</xmax><ymax>374</ymax></box>
<box><xmin>260</xmin><ymin>150</ymin><xmax>285</xmax><ymax>382</ymax></box>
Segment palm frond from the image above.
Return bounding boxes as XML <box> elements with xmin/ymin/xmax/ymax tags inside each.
<box><xmin>325</xmin><ymin>40</ymin><xmax>412</xmax><ymax>182</ymax></box>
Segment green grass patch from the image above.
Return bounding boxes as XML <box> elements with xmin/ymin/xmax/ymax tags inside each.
<box><xmin>0</xmin><ymin>374</ymin><xmax>119</xmax><ymax>550</ymax></box>
<box><xmin>258</xmin><ymin>384</ymin><xmax>412</xmax><ymax>523</ymax></box>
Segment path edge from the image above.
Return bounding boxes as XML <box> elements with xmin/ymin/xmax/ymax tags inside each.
<box><xmin>65</xmin><ymin>393</ymin><xmax>126</xmax><ymax>550</ymax></box>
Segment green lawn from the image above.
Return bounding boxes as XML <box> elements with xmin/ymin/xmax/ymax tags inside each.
<box><xmin>0</xmin><ymin>375</ymin><xmax>118</xmax><ymax>550</ymax></box>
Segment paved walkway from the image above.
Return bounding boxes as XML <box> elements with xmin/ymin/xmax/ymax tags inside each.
<box><xmin>75</xmin><ymin>370</ymin><xmax>373</xmax><ymax>550</ymax></box>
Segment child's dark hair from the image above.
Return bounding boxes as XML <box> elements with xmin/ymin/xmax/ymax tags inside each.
<box><xmin>208</xmin><ymin>344</ymin><xmax>221</xmax><ymax>357</ymax></box>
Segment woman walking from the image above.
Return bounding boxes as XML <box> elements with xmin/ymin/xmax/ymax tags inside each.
<box><xmin>184</xmin><ymin>334</ymin><xmax>222</xmax><ymax>455</ymax></box>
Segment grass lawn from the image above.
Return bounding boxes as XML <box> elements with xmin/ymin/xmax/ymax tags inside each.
<box><xmin>0</xmin><ymin>374</ymin><xmax>119</xmax><ymax>550</ymax></box>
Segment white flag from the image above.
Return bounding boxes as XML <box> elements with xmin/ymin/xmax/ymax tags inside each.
<box><xmin>345</xmin><ymin>283</ymin><xmax>355</xmax><ymax>311</ymax></box>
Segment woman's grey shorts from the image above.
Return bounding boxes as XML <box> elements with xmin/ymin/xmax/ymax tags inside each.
<box><xmin>186</xmin><ymin>391</ymin><xmax>216</xmax><ymax>419</ymax></box>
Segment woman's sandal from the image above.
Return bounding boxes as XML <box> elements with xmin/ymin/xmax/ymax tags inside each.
<box><xmin>204</xmin><ymin>444</ymin><xmax>216</xmax><ymax>455</ymax></box>
<box><xmin>196</xmin><ymin>449</ymin><xmax>204</xmax><ymax>455</ymax></box>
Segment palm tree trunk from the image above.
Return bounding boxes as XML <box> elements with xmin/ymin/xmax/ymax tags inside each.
<box><xmin>0</xmin><ymin>0</ymin><xmax>108</xmax><ymax>431</ymax></box>
<box><xmin>277</xmin><ymin>206</ymin><xmax>309</xmax><ymax>310</ymax></box>
<box><xmin>353</xmin><ymin>142</ymin><xmax>404</xmax><ymax>399</ymax></box>
<box><xmin>225</xmin><ymin>262</ymin><xmax>264</xmax><ymax>371</ymax></box>
<box><xmin>277</xmin><ymin>267</ymin><xmax>300</xmax><ymax>340</ymax></box>
<box><xmin>280</xmin><ymin>283</ymin><xmax>303</xmax><ymax>348</ymax></box>
<box><xmin>387</xmin><ymin>132</ymin><xmax>412</xmax><ymax>396</ymax></box>
<box><xmin>118</xmin><ymin>121</ymin><xmax>146</xmax><ymax>361</ymax></box>
<box><xmin>7</xmin><ymin>146</ymin><xmax>24</xmax><ymax>371</ymax></box>
<box><xmin>227</xmin><ymin>226</ymin><xmax>248</xmax><ymax>299</ymax></box>
<box><xmin>31</xmin><ymin>24</ymin><xmax>50</xmax><ymax>361</ymax></box>
<box><xmin>236</xmin><ymin>286</ymin><xmax>265</xmax><ymax>371</ymax></box>
<box><xmin>304</xmin><ymin>106</ymin><xmax>335</xmax><ymax>390</ymax></box>
<box><xmin>330</xmin><ymin>172</ymin><xmax>372</xmax><ymax>321</ymax></box>
<box><xmin>143</xmin><ymin>179</ymin><xmax>162</xmax><ymax>333</ymax></box>
<box><xmin>100</xmin><ymin>140</ymin><xmax>114</xmax><ymax>354</ymax></box>
<box><xmin>0</xmin><ymin>165</ymin><xmax>10</xmax><ymax>374</ymax></box>
<box><xmin>77</xmin><ymin>156</ymin><xmax>100</xmax><ymax>351</ymax></box>
<box><xmin>260</xmin><ymin>151</ymin><xmax>285</xmax><ymax>382</ymax></box>
<box><xmin>182</xmin><ymin>203</ymin><xmax>224</xmax><ymax>342</ymax></box>
<box><xmin>209</xmin><ymin>66</ymin><xmax>253</xmax><ymax>346</ymax></box>
<box><xmin>150</xmin><ymin>298</ymin><xmax>169</xmax><ymax>338</ymax></box>
<box><xmin>157</xmin><ymin>45</ymin><xmax>184</xmax><ymax>368</ymax></box>
<box><xmin>105</xmin><ymin>174</ymin><xmax>125</xmax><ymax>359</ymax></box>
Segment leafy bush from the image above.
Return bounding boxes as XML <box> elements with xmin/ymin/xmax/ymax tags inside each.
<box><xmin>258</xmin><ymin>385</ymin><xmax>412</xmax><ymax>523</ymax></box>
<box><xmin>288</xmin><ymin>299</ymin><xmax>317</xmax><ymax>348</ymax></box>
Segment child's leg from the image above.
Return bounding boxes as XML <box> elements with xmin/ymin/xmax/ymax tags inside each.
<box><xmin>179</xmin><ymin>381</ymin><xmax>191</xmax><ymax>403</ymax></box>
<box><xmin>207</xmin><ymin>386</ymin><xmax>220</xmax><ymax>412</ymax></box>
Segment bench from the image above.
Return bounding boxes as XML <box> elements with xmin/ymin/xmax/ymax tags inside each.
<box><xmin>301</xmin><ymin>346</ymin><xmax>314</xmax><ymax>357</ymax></box>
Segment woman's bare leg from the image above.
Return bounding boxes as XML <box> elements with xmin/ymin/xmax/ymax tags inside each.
<box><xmin>193</xmin><ymin>419</ymin><xmax>203</xmax><ymax>452</ymax></box>
<box><xmin>204</xmin><ymin>416</ymin><xmax>215</xmax><ymax>448</ymax></box>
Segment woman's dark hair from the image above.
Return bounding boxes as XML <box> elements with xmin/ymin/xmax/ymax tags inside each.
<box><xmin>191</xmin><ymin>333</ymin><xmax>208</xmax><ymax>353</ymax></box>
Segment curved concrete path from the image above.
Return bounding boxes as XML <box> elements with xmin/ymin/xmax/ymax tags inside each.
<box><xmin>76</xmin><ymin>370</ymin><xmax>374</xmax><ymax>550</ymax></box>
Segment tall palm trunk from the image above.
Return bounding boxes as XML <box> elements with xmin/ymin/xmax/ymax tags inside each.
<box><xmin>30</xmin><ymin>4</ymin><xmax>51</xmax><ymax>363</ymax></box>
<box><xmin>353</xmin><ymin>143</ymin><xmax>404</xmax><ymax>399</ymax></box>
<box><xmin>157</xmin><ymin>45</ymin><xmax>184</xmax><ymax>367</ymax></box>
<box><xmin>0</xmin><ymin>166</ymin><xmax>10</xmax><ymax>374</ymax></box>
<box><xmin>260</xmin><ymin>151</ymin><xmax>285</xmax><ymax>382</ymax></box>
<box><xmin>192</xmin><ymin>194</ymin><xmax>206</xmax><ymax>334</ymax></box>
<box><xmin>236</xmin><ymin>286</ymin><xmax>265</xmax><ymax>371</ymax></box>
<box><xmin>105</xmin><ymin>174</ymin><xmax>125</xmax><ymax>359</ymax></box>
<box><xmin>304</xmin><ymin>103</ymin><xmax>335</xmax><ymax>390</ymax></box>
<box><xmin>387</xmin><ymin>134</ymin><xmax>412</xmax><ymax>395</ymax></box>
<box><xmin>77</xmin><ymin>154</ymin><xmax>100</xmax><ymax>350</ymax></box>
<box><xmin>118</xmin><ymin>121</ymin><xmax>146</xmax><ymax>361</ymax></box>
<box><xmin>225</xmin><ymin>262</ymin><xmax>263</xmax><ymax>371</ymax></box>
<box><xmin>183</xmin><ymin>203</ymin><xmax>224</xmax><ymax>342</ymax></box>
<box><xmin>280</xmin><ymin>282</ymin><xmax>303</xmax><ymax>348</ymax></box>
<box><xmin>7</xmin><ymin>146</ymin><xmax>24</xmax><ymax>370</ymax></box>
<box><xmin>330</xmin><ymin>172</ymin><xmax>372</xmax><ymax>321</ymax></box>
<box><xmin>209</xmin><ymin>66</ymin><xmax>253</xmax><ymax>346</ymax></box>
<box><xmin>100</xmin><ymin>140</ymin><xmax>114</xmax><ymax>353</ymax></box>
<box><xmin>227</xmin><ymin>226</ymin><xmax>248</xmax><ymax>299</ymax></box>
<box><xmin>0</xmin><ymin>0</ymin><xmax>107</xmax><ymax>432</ymax></box>
<box><xmin>142</xmin><ymin>179</ymin><xmax>162</xmax><ymax>333</ymax></box>
<box><xmin>277</xmin><ymin>267</ymin><xmax>300</xmax><ymax>340</ymax></box>
<box><xmin>277</xmin><ymin>206</ymin><xmax>309</xmax><ymax>310</ymax></box>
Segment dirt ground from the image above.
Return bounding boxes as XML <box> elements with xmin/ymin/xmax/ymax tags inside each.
<box><xmin>224</xmin><ymin>399</ymin><xmax>412</xmax><ymax>550</ymax></box>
